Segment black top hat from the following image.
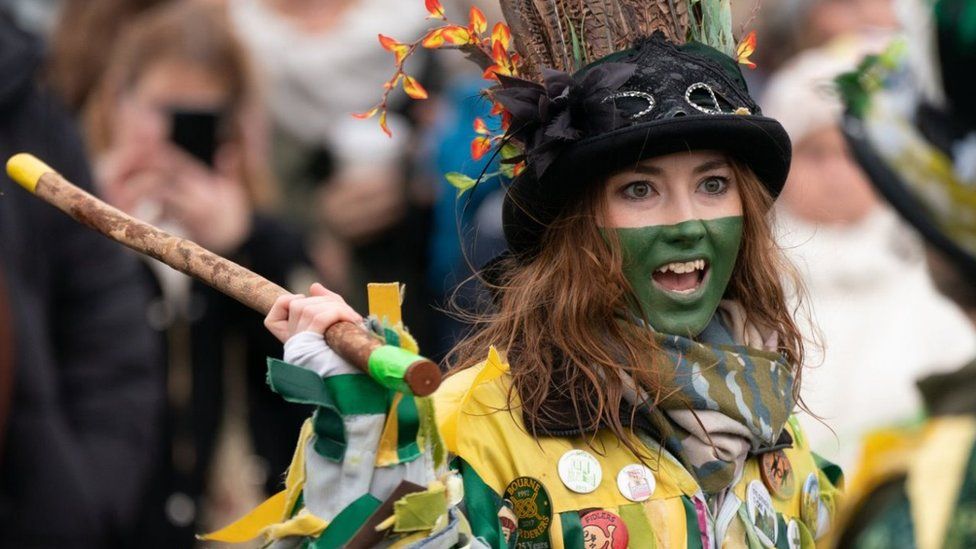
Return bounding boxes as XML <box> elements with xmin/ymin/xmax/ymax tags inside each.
<box><xmin>494</xmin><ymin>33</ymin><xmax>791</xmax><ymax>257</ymax></box>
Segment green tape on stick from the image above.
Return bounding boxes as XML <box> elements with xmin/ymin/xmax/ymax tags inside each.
<box><xmin>368</xmin><ymin>344</ymin><xmax>421</xmax><ymax>394</ymax></box>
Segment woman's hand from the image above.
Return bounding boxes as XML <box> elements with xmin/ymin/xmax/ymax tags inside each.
<box><xmin>264</xmin><ymin>283</ymin><xmax>363</xmax><ymax>344</ymax></box>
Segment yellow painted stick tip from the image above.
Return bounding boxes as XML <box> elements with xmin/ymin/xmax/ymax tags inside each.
<box><xmin>6</xmin><ymin>153</ymin><xmax>54</xmax><ymax>194</ymax></box>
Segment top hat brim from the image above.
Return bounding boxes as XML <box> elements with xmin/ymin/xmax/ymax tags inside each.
<box><xmin>502</xmin><ymin>114</ymin><xmax>792</xmax><ymax>257</ymax></box>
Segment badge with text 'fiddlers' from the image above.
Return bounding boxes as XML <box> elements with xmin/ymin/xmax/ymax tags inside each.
<box><xmin>558</xmin><ymin>449</ymin><xmax>602</xmax><ymax>493</ymax></box>
<box><xmin>760</xmin><ymin>450</ymin><xmax>795</xmax><ymax>499</ymax></box>
<box><xmin>616</xmin><ymin>464</ymin><xmax>656</xmax><ymax>502</ymax></box>
<box><xmin>581</xmin><ymin>509</ymin><xmax>629</xmax><ymax>549</ymax></box>
<box><xmin>746</xmin><ymin>480</ymin><xmax>778</xmax><ymax>547</ymax></box>
<box><xmin>505</xmin><ymin>476</ymin><xmax>553</xmax><ymax>549</ymax></box>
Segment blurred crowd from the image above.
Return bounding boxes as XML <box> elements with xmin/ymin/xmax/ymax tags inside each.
<box><xmin>0</xmin><ymin>0</ymin><xmax>972</xmax><ymax>547</ymax></box>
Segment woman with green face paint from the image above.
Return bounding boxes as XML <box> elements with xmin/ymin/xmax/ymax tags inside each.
<box><xmin>603</xmin><ymin>150</ymin><xmax>745</xmax><ymax>338</ymax></box>
<box><xmin>256</xmin><ymin>2</ymin><xmax>843</xmax><ymax>547</ymax></box>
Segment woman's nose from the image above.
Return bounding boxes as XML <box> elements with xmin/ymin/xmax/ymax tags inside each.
<box><xmin>662</xmin><ymin>218</ymin><xmax>707</xmax><ymax>247</ymax></box>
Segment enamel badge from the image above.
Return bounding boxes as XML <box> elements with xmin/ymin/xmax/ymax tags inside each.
<box><xmin>760</xmin><ymin>450</ymin><xmax>795</xmax><ymax>499</ymax></box>
<box><xmin>616</xmin><ymin>464</ymin><xmax>656</xmax><ymax>502</ymax></box>
<box><xmin>581</xmin><ymin>509</ymin><xmax>629</xmax><ymax>549</ymax></box>
<box><xmin>557</xmin><ymin>449</ymin><xmax>602</xmax><ymax>494</ymax></box>
<box><xmin>505</xmin><ymin>476</ymin><xmax>553</xmax><ymax>549</ymax></box>
<box><xmin>800</xmin><ymin>473</ymin><xmax>820</xmax><ymax>533</ymax></box>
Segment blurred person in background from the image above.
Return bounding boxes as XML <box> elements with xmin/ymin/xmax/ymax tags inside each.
<box><xmin>82</xmin><ymin>1</ymin><xmax>317</xmax><ymax>544</ymax></box>
<box><xmin>826</xmin><ymin>0</ymin><xmax>976</xmax><ymax>545</ymax></box>
<box><xmin>0</xmin><ymin>8</ymin><xmax>162</xmax><ymax>547</ymax></box>
<box><xmin>762</xmin><ymin>36</ymin><xmax>976</xmax><ymax>469</ymax></box>
<box><xmin>46</xmin><ymin>0</ymin><xmax>171</xmax><ymax>113</ymax></box>
<box><xmin>228</xmin><ymin>0</ymin><xmax>437</xmax><ymax>346</ymax></box>
<box><xmin>748</xmin><ymin>0</ymin><xmax>898</xmax><ymax>93</ymax></box>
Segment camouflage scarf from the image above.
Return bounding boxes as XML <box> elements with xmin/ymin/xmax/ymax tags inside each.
<box><xmin>625</xmin><ymin>304</ymin><xmax>796</xmax><ymax>494</ymax></box>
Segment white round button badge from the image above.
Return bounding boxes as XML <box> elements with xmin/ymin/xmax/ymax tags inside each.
<box><xmin>786</xmin><ymin>519</ymin><xmax>801</xmax><ymax>549</ymax></box>
<box><xmin>616</xmin><ymin>464</ymin><xmax>656</xmax><ymax>502</ymax></box>
<box><xmin>746</xmin><ymin>480</ymin><xmax>778</xmax><ymax>548</ymax></box>
<box><xmin>557</xmin><ymin>449</ymin><xmax>602</xmax><ymax>494</ymax></box>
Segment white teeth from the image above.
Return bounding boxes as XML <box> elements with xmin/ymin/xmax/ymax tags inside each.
<box><xmin>655</xmin><ymin>260</ymin><xmax>708</xmax><ymax>274</ymax></box>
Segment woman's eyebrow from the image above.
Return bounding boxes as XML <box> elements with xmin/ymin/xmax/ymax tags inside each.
<box><xmin>693</xmin><ymin>159</ymin><xmax>730</xmax><ymax>174</ymax></box>
<box><xmin>633</xmin><ymin>164</ymin><xmax>664</xmax><ymax>175</ymax></box>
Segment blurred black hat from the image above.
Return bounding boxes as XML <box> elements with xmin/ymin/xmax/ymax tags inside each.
<box><xmin>839</xmin><ymin>0</ymin><xmax>976</xmax><ymax>279</ymax></box>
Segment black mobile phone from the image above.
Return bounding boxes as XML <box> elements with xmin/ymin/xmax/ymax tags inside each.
<box><xmin>169</xmin><ymin>109</ymin><xmax>221</xmax><ymax>167</ymax></box>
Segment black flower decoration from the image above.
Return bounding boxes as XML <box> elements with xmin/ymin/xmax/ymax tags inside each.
<box><xmin>493</xmin><ymin>62</ymin><xmax>637</xmax><ymax>178</ymax></box>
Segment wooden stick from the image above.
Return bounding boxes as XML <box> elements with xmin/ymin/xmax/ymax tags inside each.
<box><xmin>5</xmin><ymin>153</ymin><xmax>441</xmax><ymax>396</ymax></box>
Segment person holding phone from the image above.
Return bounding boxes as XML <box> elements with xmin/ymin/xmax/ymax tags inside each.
<box><xmin>82</xmin><ymin>2</ymin><xmax>318</xmax><ymax>546</ymax></box>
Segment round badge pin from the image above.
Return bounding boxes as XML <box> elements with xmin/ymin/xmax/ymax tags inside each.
<box><xmin>505</xmin><ymin>477</ymin><xmax>553</xmax><ymax>548</ymax></box>
<box><xmin>800</xmin><ymin>473</ymin><xmax>820</xmax><ymax>533</ymax></box>
<box><xmin>746</xmin><ymin>480</ymin><xmax>778</xmax><ymax>547</ymax></box>
<box><xmin>581</xmin><ymin>509</ymin><xmax>629</xmax><ymax>549</ymax></box>
<box><xmin>786</xmin><ymin>519</ymin><xmax>801</xmax><ymax>549</ymax></box>
<box><xmin>616</xmin><ymin>463</ymin><xmax>656</xmax><ymax>502</ymax></box>
<box><xmin>760</xmin><ymin>450</ymin><xmax>796</xmax><ymax>500</ymax></box>
<box><xmin>557</xmin><ymin>449</ymin><xmax>602</xmax><ymax>494</ymax></box>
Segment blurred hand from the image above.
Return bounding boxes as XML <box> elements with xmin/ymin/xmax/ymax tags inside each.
<box><xmin>158</xmin><ymin>144</ymin><xmax>253</xmax><ymax>255</ymax></box>
<box><xmin>318</xmin><ymin>165</ymin><xmax>405</xmax><ymax>245</ymax></box>
<box><xmin>264</xmin><ymin>283</ymin><xmax>362</xmax><ymax>344</ymax></box>
<box><xmin>95</xmin><ymin>140</ymin><xmax>167</xmax><ymax>218</ymax></box>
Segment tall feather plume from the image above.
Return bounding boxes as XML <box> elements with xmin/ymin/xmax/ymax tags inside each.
<box><xmin>498</xmin><ymin>0</ymin><xmax>703</xmax><ymax>76</ymax></box>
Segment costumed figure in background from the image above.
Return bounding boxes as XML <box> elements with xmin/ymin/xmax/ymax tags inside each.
<box><xmin>207</xmin><ymin>1</ymin><xmax>842</xmax><ymax>547</ymax></box>
<box><xmin>762</xmin><ymin>36</ymin><xmax>976</xmax><ymax>470</ymax></box>
<box><xmin>829</xmin><ymin>0</ymin><xmax>976</xmax><ymax>547</ymax></box>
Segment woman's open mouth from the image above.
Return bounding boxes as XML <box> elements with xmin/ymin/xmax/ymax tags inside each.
<box><xmin>651</xmin><ymin>259</ymin><xmax>709</xmax><ymax>295</ymax></box>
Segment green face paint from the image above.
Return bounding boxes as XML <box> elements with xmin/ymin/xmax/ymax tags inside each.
<box><xmin>612</xmin><ymin>216</ymin><xmax>743</xmax><ymax>337</ymax></box>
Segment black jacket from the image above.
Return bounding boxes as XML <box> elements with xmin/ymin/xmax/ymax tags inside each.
<box><xmin>0</xmin><ymin>13</ymin><xmax>163</xmax><ymax>547</ymax></box>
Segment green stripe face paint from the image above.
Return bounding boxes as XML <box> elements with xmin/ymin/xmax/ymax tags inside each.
<box><xmin>613</xmin><ymin>216</ymin><xmax>743</xmax><ymax>337</ymax></box>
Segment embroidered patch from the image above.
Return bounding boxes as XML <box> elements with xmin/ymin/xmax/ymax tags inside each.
<box><xmin>505</xmin><ymin>476</ymin><xmax>553</xmax><ymax>548</ymax></box>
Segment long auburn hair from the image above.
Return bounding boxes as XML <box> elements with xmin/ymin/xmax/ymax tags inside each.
<box><xmin>445</xmin><ymin>159</ymin><xmax>806</xmax><ymax>458</ymax></box>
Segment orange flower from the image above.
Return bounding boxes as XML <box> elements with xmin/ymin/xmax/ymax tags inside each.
<box><xmin>471</xmin><ymin>136</ymin><xmax>492</xmax><ymax>160</ymax></box>
<box><xmin>403</xmin><ymin>76</ymin><xmax>428</xmax><ymax>100</ymax></box>
<box><xmin>378</xmin><ymin>34</ymin><xmax>409</xmax><ymax>64</ymax></box>
<box><xmin>736</xmin><ymin>31</ymin><xmax>757</xmax><ymax>70</ymax></box>
<box><xmin>468</xmin><ymin>6</ymin><xmax>487</xmax><ymax>35</ymax></box>
<box><xmin>352</xmin><ymin>106</ymin><xmax>379</xmax><ymax>120</ymax></box>
<box><xmin>491</xmin><ymin>22</ymin><xmax>511</xmax><ymax>51</ymax></box>
<box><xmin>490</xmin><ymin>101</ymin><xmax>505</xmax><ymax>117</ymax></box>
<box><xmin>424</xmin><ymin>0</ymin><xmax>446</xmax><ymax>20</ymax></box>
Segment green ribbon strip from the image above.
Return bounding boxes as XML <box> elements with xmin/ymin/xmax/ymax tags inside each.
<box><xmin>456</xmin><ymin>458</ymin><xmax>506</xmax><ymax>548</ymax></box>
<box><xmin>812</xmin><ymin>452</ymin><xmax>844</xmax><ymax>489</ymax></box>
<box><xmin>368</xmin><ymin>344</ymin><xmax>422</xmax><ymax>394</ymax></box>
<box><xmin>267</xmin><ymin>358</ymin><xmax>422</xmax><ymax>463</ymax></box>
<box><xmin>682</xmin><ymin>496</ymin><xmax>705</xmax><ymax>549</ymax></box>
<box><xmin>310</xmin><ymin>493</ymin><xmax>382</xmax><ymax>549</ymax></box>
<box><xmin>619</xmin><ymin>503</ymin><xmax>657</xmax><ymax>549</ymax></box>
<box><xmin>736</xmin><ymin>504</ymin><xmax>765</xmax><ymax>549</ymax></box>
<box><xmin>396</xmin><ymin>394</ymin><xmax>421</xmax><ymax>461</ymax></box>
<box><xmin>393</xmin><ymin>485</ymin><xmax>448</xmax><ymax>532</ymax></box>
<box><xmin>559</xmin><ymin>511</ymin><xmax>584</xmax><ymax>549</ymax></box>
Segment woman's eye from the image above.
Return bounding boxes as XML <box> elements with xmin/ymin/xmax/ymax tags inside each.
<box><xmin>698</xmin><ymin>176</ymin><xmax>729</xmax><ymax>195</ymax></box>
<box><xmin>623</xmin><ymin>182</ymin><xmax>653</xmax><ymax>199</ymax></box>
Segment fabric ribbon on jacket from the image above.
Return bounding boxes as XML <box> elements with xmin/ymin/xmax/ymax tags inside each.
<box><xmin>624</xmin><ymin>301</ymin><xmax>796</xmax><ymax>494</ymax></box>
